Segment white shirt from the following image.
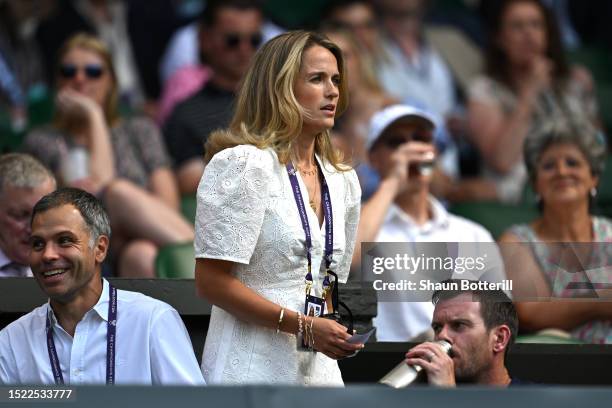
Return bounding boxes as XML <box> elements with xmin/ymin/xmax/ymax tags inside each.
<box><xmin>0</xmin><ymin>247</ymin><xmax>32</xmax><ymax>278</ymax></box>
<box><xmin>376</xmin><ymin>37</ymin><xmax>456</xmax><ymax>118</ymax></box>
<box><xmin>159</xmin><ymin>22</ymin><xmax>199</xmax><ymax>83</ymax></box>
<box><xmin>0</xmin><ymin>279</ymin><xmax>205</xmax><ymax>385</ymax></box>
<box><xmin>372</xmin><ymin>197</ymin><xmax>503</xmax><ymax>341</ymax></box>
<box><xmin>195</xmin><ymin>145</ymin><xmax>361</xmax><ymax>384</ymax></box>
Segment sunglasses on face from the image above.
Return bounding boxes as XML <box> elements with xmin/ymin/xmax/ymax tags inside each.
<box><xmin>382</xmin><ymin>132</ymin><xmax>433</xmax><ymax>149</ymax></box>
<box><xmin>58</xmin><ymin>64</ymin><xmax>105</xmax><ymax>80</ymax></box>
<box><xmin>331</xmin><ymin>20</ymin><xmax>377</xmax><ymax>30</ymax></box>
<box><xmin>223</xmin><ymin>32</ymin><xmax>263</xmax><ymax>49</ymax></box>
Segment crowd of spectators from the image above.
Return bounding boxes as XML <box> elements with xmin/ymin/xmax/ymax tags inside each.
<box><xmin>1</xmin><ymin>0</ymin><xmax>611</xmax><ymax>344</ymax></box>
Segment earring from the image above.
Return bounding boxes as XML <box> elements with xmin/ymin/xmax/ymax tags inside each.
<box><xmin>591</xmin><ymin>187</ymin><xmax>597</xmax><ymax>198</ymax></box>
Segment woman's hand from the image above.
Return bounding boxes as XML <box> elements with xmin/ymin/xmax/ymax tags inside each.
<box><xmin>55</xmin><ymin>89</ymin><xmax>104</xmax><ymax>132</ymax></box>
<box><xmin>521</xmin><ymin>56</ymin><xmax>553</xmax><ymax>98</ymax></box>
<box><xmin>307</xmin><ymin>317</ymin><xmax>363</xmax><ymax>360</ymax></box>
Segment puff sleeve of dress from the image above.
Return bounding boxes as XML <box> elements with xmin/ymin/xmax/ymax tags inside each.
<box><xmin>194</xmin><ymin>145</ymin><xmax>274</xmax><ymax>264</ymax></box>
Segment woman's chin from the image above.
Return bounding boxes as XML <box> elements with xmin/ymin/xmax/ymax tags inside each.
<box><xmin>544</xmin><ymin>192</ymin><xmax>589</xmax><ymax>207</ymax></box>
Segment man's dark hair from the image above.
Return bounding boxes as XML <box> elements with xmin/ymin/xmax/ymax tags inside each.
<box><xmin>432</xmin><ymin>279</ymin><xmax>518</xmax><ymax>357</ymax></box>
<box><xmin>200</xmin><ymin>0</ymin><xmax>262</xmax><ymax>27</ymax></box>
<box><xmin>32</xmin><ymin>188</ymin><xmax>111</xmax><ymax>246</ymax></box>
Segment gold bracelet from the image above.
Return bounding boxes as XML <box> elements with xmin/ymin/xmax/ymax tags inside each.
<box><xmin>309</xmin><ymin>316</ymin><xmax>315</xmax><ymax>350</ymax></box>
<box><xmin>296</xmin><ymin>311</ymin><xmax>303</xmax><ymax>336</ymax></box>
<box><xmin>302</xmin><ymin>316</ymin><xmax>308</xmax><ymax>348</ymax></box>
<box><xmin>276</xmin><ymin>308</ymin><xmax>285</xmax><ymax>334</ymax></box>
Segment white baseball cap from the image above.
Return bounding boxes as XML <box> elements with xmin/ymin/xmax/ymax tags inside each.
<box><xmin>366</xmin><ymin>104</ymin><xmax>438</xmax><ymax>151</ymax></box>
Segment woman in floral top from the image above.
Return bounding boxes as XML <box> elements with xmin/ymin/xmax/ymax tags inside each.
<box><xmin>499</xmin><ymin>119</ymin><xmax>612</xmax><ymax>343</ymax></box>
<box><xmin>23</xmin><ymin>33</ymin><xmax>193</xmax><ymax>277</ymax></box>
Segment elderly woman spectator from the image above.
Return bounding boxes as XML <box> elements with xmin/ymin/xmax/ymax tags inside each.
<box><xmin>466</xmin><ymin>0</ymin><xmax>599</xmax><ymax>203</ymax></box>
<box><xmin>23</xmin><ymin>33</ymin><xmax>193</xmax><ymax>278</ymax></box>
<box><xmin>499</xmin><ymin>120</ymin><xmax>612</xmax><ymax>343</ymax></box>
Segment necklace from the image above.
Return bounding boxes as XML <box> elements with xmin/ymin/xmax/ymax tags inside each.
<box><xmin>298</xmin><ymin>165</ymin><xmax>318</xmax><ymax>177</ymax></box>
<box><xmin>295</xmin><ymin>163</ymin><xmax>319</xmax><ymax>212</ymax></box>
<box><xmin>297</xmin><ymin>165</ymin><xmax>318</xmax><ymax>211</ymax></box>
<box><xmin>309</xmin><ymin>176</ymin><xmax>319</xmax><ymax>212</ymax></box>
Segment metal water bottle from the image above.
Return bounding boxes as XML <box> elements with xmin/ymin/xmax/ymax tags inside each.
<box><xmin>379</xmin><ymin>340</ymin><xmax>452</xmax><ymax>388</ymax></box>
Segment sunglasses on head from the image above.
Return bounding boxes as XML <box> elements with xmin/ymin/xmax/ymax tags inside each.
<box><xmin>224</xmin><ymin>32</ymin><xmax>263</xmax><ymax>49</ymax></box>
<box><xmin>58</xmin><ymin>64</ymin><xmax>105</xmax><ymax>79</ymax></box>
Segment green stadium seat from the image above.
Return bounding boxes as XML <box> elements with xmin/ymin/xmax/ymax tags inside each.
<box><xmin>180</xmin><ymin>194</ymin><xmax>197</xmax><ymax>224</ymax></box>
<box><xmin>449</xmin><ymin>201</ymin><xmax>539</xmax><ymax>239</ymax></box>
<box><xmin>155</xmin><ymin>241</ymin><xmax>195</xmax><ymax>279</ymax></box>
<box><xmin>567</xmin><ymin>46</ymin><xmax>612</xmax><ymax>83</ymax></box>
<box><xmin>517</xmin><ymin>329</ymin><xmax>584</xmax><ymax>344</ymax></box>
<box><xmin>567</xmin><ymin>46</ymin><xmax>612</xmax><ymax>131</ymax></box>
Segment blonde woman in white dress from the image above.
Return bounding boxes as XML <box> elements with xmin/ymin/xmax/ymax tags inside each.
<box><xmin>194</xmin><ymin>31</ymin><xmax>363</xmax><ymax>385</ymax></box>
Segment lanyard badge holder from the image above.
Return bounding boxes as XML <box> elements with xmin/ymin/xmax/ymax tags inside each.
<box><xmin>287</xmin><ymin>162</ymin><xmax>353</xmax><ymax>352</ymax></box>
<box><xmin>319</xmin><ymin>269</ymin><xmax>354</xmax><ymax>336</ymax></box>
<box><xmin>46</xmin><ymin>282</ymin><xmax>117</xmax><ymax>384</ymax></box>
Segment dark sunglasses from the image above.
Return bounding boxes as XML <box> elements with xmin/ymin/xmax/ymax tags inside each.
<box><xmin>382</xmin><ymin>132</ymin><xmax>433</xmax><ymax>149</ymax></box>
<box><xmin>331</xmin><ymin>20</ymin><xmax>377</xmax><ymax>30</ymax></box>
<box><xmin>58</xmin><ymin>64</ymin><xmax>105</xmax><ymax>80</ymax></box>
<box><xmin>224</xmin><ymin>32</ymin><xmax>263</xmax><ymax>49</ymax></box>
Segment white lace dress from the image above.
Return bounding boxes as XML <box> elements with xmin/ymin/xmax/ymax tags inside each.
<box><xmin>194</xmin><ymin>145</ymin><xmax>361</xmax><ymax>385</ymax></box>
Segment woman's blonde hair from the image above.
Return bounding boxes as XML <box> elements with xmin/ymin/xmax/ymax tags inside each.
<box><xmin>54</xmin><ymin>33</ymin><xmax>119</xmax><ymax>125</ymax></box>
<box><xmin>205</xmin><ymin>30</ymin><xmax>349</xmax><ymax>170</ymax></box>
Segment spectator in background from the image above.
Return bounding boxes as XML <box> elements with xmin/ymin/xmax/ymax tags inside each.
<box><xmin>0</xmin><ymin>0</ymin><xmax>50</xmax><ymax>130</ymax></box>
<box><xmin>499</xmin><ymin>120</ymin><xmax>612</xmax><ymax>343</ymax></box>
<box><xmin>163</xmin><ymin>0</ymin><xmax>264</xmax><ymax>195</ymax></box>
<box><xmin>322</xmin><ymin>28</ymin><xmax>397</xmax><ymax>200</ymax></box>
<box><xmin>23</xmin><ymin>33</ymin><xmax>193</xmax><ymax>278</ymax></box>
<box><xmin>156</xmin><ymin>5</ymin><xmax>281</xmax><ymax>127</ymax></box>
<box><xmin>35</xmin><ymin>0</ymin><xmax>181</xmax><ymax>112</ymax></box>
<box><xmin>320</xmin><ymin>0</ymin><xmax>384</xmax><ymax>68</ymax></box>
<box><xmin>0</xmin><ymin>53</ymin><xmax>26</xmax><ymax>131</ymax></box>
<box><xmin>0</xmin><ymin>188</ymin><xmax>205</xmax><ymax>385</ymax></box>
<box><xmin>158</xmin><ymin>0</ymin><xmax>281</xmax><ymax>86</ymax></box>
<box><xmin>353</xmin><ymin>105</ymin><xmax>502</xmax><ymax>341</ymax></box>
<box><xmin>466</xmin><ymin>0</ymin><xmax>599</xmax><ymax>203</ymax></box>
<box><xmin>0</xmin><ymin>154</ymin><xmax>56</xmax><ymax>278</ymax></box>
<box><xmin>374</xmin><ymin>0</ymin><xmax>457</xmax><ymax>120</ymax></box>
<box><xmin>371</xmin><ymin>0</ymin><xmax>464</xmax><ymax>194</ymax></box>
<box><xmin>404</xmin><ymin>282</ymin><xmax>518</xmax><ymax>386</ymax></box>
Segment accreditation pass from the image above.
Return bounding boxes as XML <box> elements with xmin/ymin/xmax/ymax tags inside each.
<box><xmin>1</xmin><ymin>387</ymin><xmax>76</xmax><ymax>402</ymax></box>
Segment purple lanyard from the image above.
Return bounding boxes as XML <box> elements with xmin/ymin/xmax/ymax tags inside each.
<box><xmin>286</xmin><ymin>161</ymin><xmax>334</xmax><ymax>294</ymax></box>
<box><xmin>46</xmin><ymin>283</ymin><xmax>117</xmax><ymax>385</ymax></box>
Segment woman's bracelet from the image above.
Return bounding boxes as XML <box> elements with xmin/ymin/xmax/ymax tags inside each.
<box><xmin>309</xmin><ymin>316</ymin><xmax>315</xmax><ymax>349</ymax></box>
<box><xmin>303</xmin><ymin>316</ymin><xmax>313</xmax><ymax>350</ymax></box>
<box><xmin>296</xmin><ymin>311</ymin><xmax>303</xmax><ymax>336</ymax></box>
<box><xmin>276</xmin><ymin>307</ymin><xmax>285</xmax><ymax>334</ymax></box>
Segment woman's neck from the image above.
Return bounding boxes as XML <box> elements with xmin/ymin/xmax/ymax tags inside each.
<box><xmin>536</xmin><ymin>201</ymin><xmax>593</xmax><ymax>241</ymax></box>
<box><xmin>294</xmin><ymin>133</ymin><xmax>317</xmax><ymax>168</ymax></box>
